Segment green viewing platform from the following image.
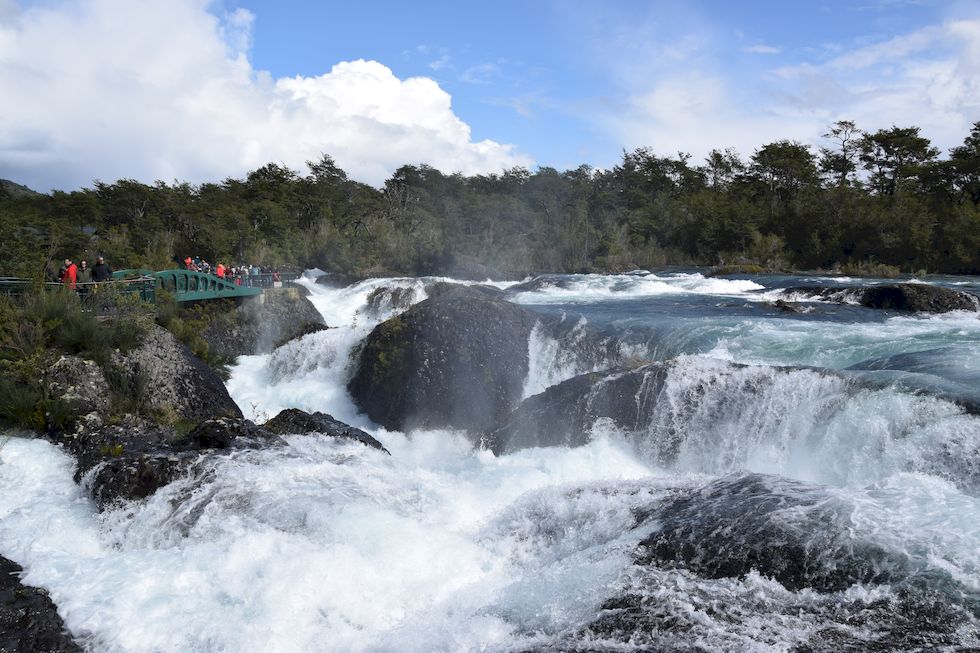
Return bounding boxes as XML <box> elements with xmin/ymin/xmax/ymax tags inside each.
<box><xmin>112</xmin><ymin>269</ymin><xmax>264</xmax><ymax>303</ymax></box>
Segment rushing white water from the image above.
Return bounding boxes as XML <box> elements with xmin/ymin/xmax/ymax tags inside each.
<box><xmin>508</xmin><ymin>271</ymin><xmax>765</xmax><ymax>304</ymax></box>
<box><xmin>2</xmin><ymin>271</ymin><xmax>979</xmax><ymax>652</ymax></box>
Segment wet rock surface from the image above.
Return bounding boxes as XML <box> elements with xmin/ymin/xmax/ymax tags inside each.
<box><xmin>313</xmin><ymin>272</ymin><xmax>363</xmax><ymax>288</ymax></box>
<box><xmin>203</xmin><ymin>287</ymin><xmax>327</xmax><ymax>358</ymax></box>
<box><xmin>0</xmin><ymin>557</ymin><xmax>81</xmax><ymax>653</ymax></box>
<box><xmin>360</xmin><ymin>285</ymin><xmax>420</xmax><ymax>318</ymax></box>
<box><xmin>635</xmin><ymin>474</ymin><xmax>916</xmax><ymax>592</ymax></box>
<box><xmin>484</xmin><ymin>363</ymin><xmax>671</xmax><ymax>454</ymax></box>
<box><xmin>348</xmin><ymin>284</ymin><xmax>540</xmax><ymax>433</ymax></box>
<box><xmin>56</xmin><ymin>416</ymin><xmax>278</xmax><ymax>509</ymax></box>
<box><xmin>784</xmin><ymin>283</ymin><xmax>979</xmax><ymax>313</ymax></box>
<box><xmin>264</xmin><ymin>408</ymin><xmax>389</xmax><ymax>453</ymax></box>
<box><xmin>505</xmin><ymin>274</ymin><xmax>580</xmax><ymax>295</ymax></box>
<box><xmin>113</xmin><ymin>324</ymin><xmax>242</xmax><ymax>422</ymax></box>
<box><xmin>42</xmin><ymin>356</ymin><xmax>110</xmax><ymax>417</ymax></box>
<box><xmin>520</xmin><ymin>473</ymin><xmax>978</xmax><ymax>653</ymax></box>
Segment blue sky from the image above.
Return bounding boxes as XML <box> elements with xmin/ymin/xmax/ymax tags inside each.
<box><xmin>1</xmin><ymin>0</ymin><xmax>978</xmax><ymax>190</ymax></box>
<box><xmin>239</xmin><ymin>0</ymin><xmax>962</xmax><ymax>167</ymax></box>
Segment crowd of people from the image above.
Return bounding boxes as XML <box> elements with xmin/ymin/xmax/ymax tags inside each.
<box><xmin>53</xmin><ymin>256</ymin><xmax>113</xmax><ymax>290</ymax></box>
<box><xmin>49</xmin><ymin>254</ymin><xmax>285</xmax><ymax>292</ymax></box>
<box><xmin>181</xmin><ymin>256</ymin><xmax>282</xmax><ymax>287</ymax></box>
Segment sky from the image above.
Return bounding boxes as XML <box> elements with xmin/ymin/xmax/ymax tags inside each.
<box><xmin>1</xmin><ymin>0</ymin><xmax>979</xmax><ymax>191</ymax></box>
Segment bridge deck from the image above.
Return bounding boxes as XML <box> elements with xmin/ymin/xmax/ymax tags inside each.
<box><xmin>113</xmin><ymin>269</ymin><xmax>263</xmax><ymax>302</ymax></box>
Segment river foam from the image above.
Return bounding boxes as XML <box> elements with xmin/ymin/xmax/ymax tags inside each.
<box><xmin>2</xmin><ymin>270</ymin><xmax>979</xmax><ymax>651</ymax></box>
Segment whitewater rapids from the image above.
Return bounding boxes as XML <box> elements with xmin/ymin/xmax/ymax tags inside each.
<box><xmin>2</xmin><ymin>270</ymin><xmax>979</xmax><ymax>651</ymax></box>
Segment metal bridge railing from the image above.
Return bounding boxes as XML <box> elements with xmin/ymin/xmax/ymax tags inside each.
<box><xmin>1</xmin><ymin>270</ymin><xmax>304</xmax><ymax>305</ymax></box>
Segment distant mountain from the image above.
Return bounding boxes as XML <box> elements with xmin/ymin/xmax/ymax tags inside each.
<box><xmin>0</xmin><ymin>179</ymin><xmax>42</xmax><ymax>198</ymax></box>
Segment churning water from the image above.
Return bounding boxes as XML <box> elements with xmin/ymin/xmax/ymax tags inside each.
<box><xmin>2</xmin><ymin>270</ymin><xmax>980</xmax><ymax>651</ymax></box>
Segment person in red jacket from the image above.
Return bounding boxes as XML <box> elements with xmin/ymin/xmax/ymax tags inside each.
<box><xmin>60</xmin><ymin>258</ymin><xmax>77</xmax><ymax>289</ymax></box>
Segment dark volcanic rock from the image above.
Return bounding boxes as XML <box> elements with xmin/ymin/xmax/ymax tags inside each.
<box><xmin>0</xmin><ymin>557</ymin><xmax>81</xmax><ymax>653</ymax></box>
<box><xmin>484</xmin><ymin>364</ymin><xmax>671</xmax><ymax>454</ymax></box>
<box><xmin>314</xmin><ymin>272</ymin><xmax>362</xmax><ymax>288</ymax></box>
<box><xmin>636</xmin><ymin>474</ymin><xmax>916</xmax><ymax>592</ymax></box>
<box><xmin>272</xmin><ymin>322</ymin><xmax>329</xmax><ymax>350</ymax></box>
<box><xmin>348</xmin><ymin>284</ymin><xmax>540</xmax><ymax>433</ymax></box>
<box><xmin>203</xmin><ymin>287</ymin><xmax>327</xmax><ymax>358</ymax></box>
<box><xmin>784</xmin><ymin>283</ymin><xmax>979</xmax><ymax>313</ymax></box>
<box><xmin>62</xmin><ymin>416</ymin><xmax>196</xmax><ymax>509</ymax></box>
<box><xmin>186</xmin><ymin>417</ymin><xmax>280</xmax><ymax>450</ymax></box>
<box><xmin>264</xmin><ymin>408</ymin><xmax>389</xmax><ymax>453</ymax></box>
<box><xmin>113</xmin><ymin>325</ymin><xmax>242</xmax><ymax>422</ymax></box>
<box><xmin>773</xmin><ymin>299</ymin><xmax>802</xmax><ymax>313</ymax></box>
<box><xmin>505</xmin><ymin>275</ymin><xmax>577</xmax><ymax>295</ymax></box>
<box><xmin>361</xmin><ymin>285</ymin><xmax>420</xmax><ymax>318</ymax></box>
<box><xmin>61</xmin><ymin>416</ymin><xmax>279</xmax><ymax>509</ymax></box>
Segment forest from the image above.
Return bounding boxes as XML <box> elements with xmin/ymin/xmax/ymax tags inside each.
<box><xmin>2</xmin><ymin>120</ymin><xmax>979</xmax><ymax>279</ymax></box>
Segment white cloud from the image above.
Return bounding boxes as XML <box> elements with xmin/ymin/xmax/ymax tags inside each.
<box><xmin>742</xmin><ymin>44</ymin><xmax>782</xmax><ymax>55</ymax></box>
<box><xmin>460</xmin><ymin>63</ymin><xmax>501</xmax><ymax>85</ymax></box>
<box><xmin>0</xmin><ymin>0</ymin><xmax>529</xmax><ymax>191</ymax></box>
<box><xmin>601</xmin><ymin>17</ymin><xmax>980</xmax><ymax>164</ymax></box>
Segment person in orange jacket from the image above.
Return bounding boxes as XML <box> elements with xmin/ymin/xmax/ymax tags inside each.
<box><xmin>215</xmin><ymin>262</ymin><xmax>226</xmax><ymax>278</ymax></box>
<box><xmin>60</xmin><ymin>258</ymin><xmax>77</xmax><ymax>289</ymax></box>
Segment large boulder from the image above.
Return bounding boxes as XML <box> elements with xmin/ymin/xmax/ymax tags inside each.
<box><xmin>484</xmin><ymin>364</ymin><xmax>668</xmax><ymax>454</ymax></box>
<box><xmin>64</xmin><ymin>415</ymin><xmax>196</xmax><ymax>509</ymax></box>
<box><xmin>203</xmin><ymin>287</ymin><xmax>327</xmax><ymax>358</ymax></box>
<box><xmin>360</xmin><ymin>285</ymin><xmax>421</xmax><ymax>319</ymax></box>
<box><xmin>263</xmin><ymin>408</ymin><xmax>389</xmax><ymax>453</ymax></box>
<box><xmin>784</xmin><ymin>283</ymin><xmax>979</xmax><ymax>313</ymax></box>
<box><xmin>348</xmin><ymin>284</ymin><xmax>539</xmax><ymax>433</ymax></box>
<box><xmin>546</xmin><ymin>474</ymin><xmax>975</xmax><ymax>653</ymax></box>
<box><xmin>635</xmin><ymin>474</ymin><xmax>914</xmax><ymax>592</ymax></box>
<box><xmin>114</xmin><ymin>325</ymin><xmax>242</xmax><ymax>423</ymax></box>
<box><xmin>63</xmin><ymin>415</ymin><xmax>278</xmax><ymax>509</ymax></box>
<box><xmin>41</xmin><ymin>356</ymin><xmax>110</xmax><ymax>417</ymax></box>
<box><xmin>0</xmin><ymin>557</ymin><xmax>81</xmax><ymax>653</ymax></box>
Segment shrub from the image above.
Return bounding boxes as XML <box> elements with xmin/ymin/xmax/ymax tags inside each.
<box><xmin>840</xmin><ymin>260</ymin><xmax>901</xmax><ymax>279</ymax></box>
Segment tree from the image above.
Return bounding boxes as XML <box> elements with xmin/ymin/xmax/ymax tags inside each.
<box><xmin>819</xmin><ymin>120</ymin><xmax>861</xmax><ymax>187</ymax></box>
<box><xmin>949</xmin><ymin>121</ymin><xmax>980</xmax><ymax>204</ymax></box>
<box><xmin>859</xmin><ymin>126</ymin><xmax>939</xmax><ymax>196</ymax></box>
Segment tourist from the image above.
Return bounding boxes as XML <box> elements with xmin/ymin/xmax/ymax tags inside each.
<box><xmin>92</xmin><ymin>256</ymin><xmax>113</xmax><ymax>282</ymax></box>
<box><xmin>60</xmin><ymin>258</ymin><xmax>77</xmax><ymax>289</ymax></box>
<box><xmin>215</xmin><ymin>262</ymin><xmax>225</xmax><ymax>278</ymax></box>
<box><xmin>77</xmin><ymin>260</ymin><xmax>92</xmax><ymax>293</ymax></box>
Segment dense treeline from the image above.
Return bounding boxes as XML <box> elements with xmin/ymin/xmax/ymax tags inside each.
<box><xmin>2</xmin><ymin>120</ymin><xmax>979</xmax><ymax>278</ymax></box>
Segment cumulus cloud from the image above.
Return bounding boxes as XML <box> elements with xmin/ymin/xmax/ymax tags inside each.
<box><xmin>0</xmin><ymin>0</ymin><xmax>529</xmax><ymax>191</ymax></box>
<box><xmin>601</xmin><ymin>17</ymin><xmax>980</xmax><ymax>164</ymax></box>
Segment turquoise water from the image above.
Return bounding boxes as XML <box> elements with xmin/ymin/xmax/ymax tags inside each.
<box><xmin>1</xmin><ymin>270</ymin><xmax>978</xmax><ymax>652</ymax></box>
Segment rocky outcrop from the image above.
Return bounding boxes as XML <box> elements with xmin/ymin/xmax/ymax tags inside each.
<box><xmin>263</xmin><ymin>408</ymin><xmax>389</xmax><ymax>453</ymax></box>
<box><xmin>314</xmin><ymin>272</ymin><xmax>362</xmax><ymax>288</ymax></box>
<box><xmin>64</xmin><ymin>415</ymin><xmax>196</xmax><ymax>509</ymax></box>
<box><xmin>483</xmin><ymin>364</ymin><xmax>669</xmax><ymax>454</ymax></box>
<box><xmin>348</xmin><ymin>284</ymin><xmax>540</xmax><ymax>433</ymax></box>
<box><xmin>636</xmin><ymin>474</ymin><xmax>914</xmax><ymax>592</ymax></box>
<box><xmin>203</xmin><ymin>287</ymin><xmax>327</xmax><ymax>358</ymax></box>
<box><xmin>504</xmin><ymin>275</ymin><xmax>579</xmax><ymax>295</ymax></box>
<box><xmin>784</xmin><ymin>283</ymin><xmax>979</xmax><ymax>313</ymax></box>
<box><xmin>113</xmin><ymin>325</ymin><xmax>242</xmax><ymax>422</ymax></box>
<box><xmin>360</xmin><ymin>286</ymin><xmax>420</xmax><ymax>319</ymax></box>
<box><xmin>59</xmin><ymin>410</ymin><xmax>387</xmax><ymax>508</ymax></box>
<box><xmin>42</xmin><ymin>356</ymin><xmax>110</xmax><ymax>417</ymax></box>
<box><xmin>0</xmin><ymin>557</ymin><xmax>81</xmax><ymax>653</ymax></box>
<box><xmin>62</xmin><ymin>415</ymin><xmax>280</xmax><ymax>509</ymax></box>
